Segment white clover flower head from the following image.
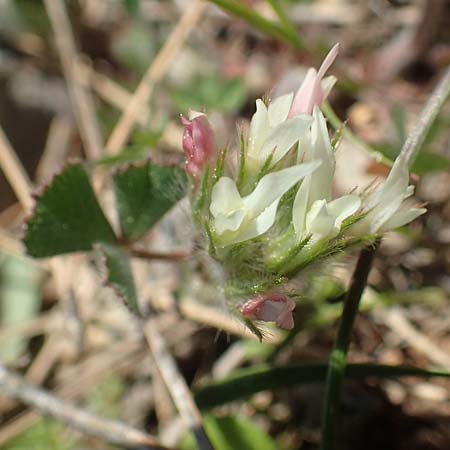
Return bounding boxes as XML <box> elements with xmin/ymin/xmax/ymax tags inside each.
<box><xmin>181</xmin><ymin>43</ymin><xmax>426</xmax><ymax>335</ymax></box>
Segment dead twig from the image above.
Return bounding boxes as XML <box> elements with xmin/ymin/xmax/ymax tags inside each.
<box><xmin>143</xmin><ymin>318</ymin><xmax>215</xmax><ymax>450</ymax></box>
<box><xmin>378</xmin><ymin>308</ymin><xmax>450</xmax><ymax>368</ymax></box>
<box><xmin>0</xmin><ymin>364</ymin><xmax>169</xmax><ymax>449</ymax></box>
<box><xmin>0</xmin><ymin>341</ymin><xmax>156</xmax><ymax>447</ymax></box>
<box><xmin>0</xmin><ymin>127</ymin><xmax>33</xmax><ymax>213</ymax></box>
<box><xmin>43</xmin><ymin>0</ymin><xmax>103</xmax><ymax>160</ymax></box>
<box><xmin>105</xmin><ymin>0</ymin><xmax>206</xmax><ymax>155</ymax></box>
<box><xmin>36</xmin><ymin>115</ymin><xmax>74</xmax><ymax>183</ymax></box>
<box><xmin>129</xmin><ymin>248</ymin><xmax>190</xmax><ymax>262</ymax></box>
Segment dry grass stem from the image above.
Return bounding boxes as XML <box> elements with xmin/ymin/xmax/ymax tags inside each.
<box><xmin>105</xmin><ymin>0</ymin><xmax>207</xmax><ymax>155</ymax></box>
<box><xmin>37</xmin><ymin>115</ymin><xmax>74</xmax><ymax>183</ymax></box>
<box><xmin>143</xmin><ymin>318</ymin><xmax>214</xmax><ymax>450</ymax></box>
<box><xmin>0</xmin><ymin>341</ymin><xmax>144</xmax><ymax>445</ymax></box>
<box><xmin>0</xmin><ymin>127</ymin><xmax>33</xmax><ymax>213</ymax></box>
<box><xmin>0</xmin><ymin>363</ymin><xmax>171</xmax><ymax>450</ymax></box>
<box><xmin>43</xmin><ymin>0</ymin><xmax>103</xmax><ymax>160</ymax></box>
<box><xmin>179</xmin><ymin>298</ymin><xmax>283</xmax><ymax>344</ymax></box>
<box><xmin>78</xmin><ymin>62</ymin><xmax>149</xmax><ymax>125</ymax></box>
<box><xmin>379</xmin><ymin>308</ymin><xmax>450</xmax><ymax>368</ymax></box>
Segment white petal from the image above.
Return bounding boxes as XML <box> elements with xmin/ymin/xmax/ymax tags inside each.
<box><xmin>229</xmin><ymin>200</ymin><xmax>280</xmax><ymax>244</ymax></box>
<box><xmin>268</xmin><ymin>93</ymin><xmax>293</xmax><ymax>127</ymax></box>
<box><xmin>243</xmin><ymin>161</ymin><xmax>321</xmax><ymax>217</ymax></box>
<box><xmin>364</xmin><ymin>156</ymin><xmax>410</xmax><ymax>233</ymax></box>
<box><xmin>367</xmin><ymin>177</ymin><xmax>408</xmax><ymax>233</ymax></box>
<box><xmin>305</xmin><ymin>199</ymin><xmax>336</xmax><ymax>236</ymax></box>
<box><xmin>188</xmin><ymin>109</ymin><xmax>205</xmax><ymax>120</ymax></box>
<box><xmin>297</xmin><ymin>127</ymin><xmax>314</xmax><ymax>163</ymax></box>
<box><xmin>327</xmin><ymin>194</ymin><xmax>361</xmax><ymax>228</ymax></box>
<box><xmin>248</xmin><ymin>99</ymin><xmax>269</xmax><ymax>160</ymax></box>
<box><xmin>321</xmin><ymin>76</ymin><xmax>337</xmax><ymax>100</ymax></box>
<box><xmin>309</xmin><ymin>108</ymin><xmax>335</xmax><ymax>201</ymax></box>
<box><xmin>260</xmin><ymin>115</ymin><xmax>312</xmax><ymax>164</ymax></box>
<box><xmin>292</xmin><ymin>173</ymin><xmax>311</xmax><ymax>235</ymax></box>
<box><xmin>214</xmin><ymin>209</ymin><xmax>246</xmax><ymax>235</ymax></box>
<box><xmin>405</xmin><ymin>184</ymin><xmax>415</xmax><ymax>198</ymax></box>
<box><xmin>379</xmin><ymin>207</ymin><xmax>426</xmax><ymax>232</ymax></box>
<box><xmin>210</xmin><ymin>177</ymin><xmax>244</xmax><ymax>218</ymax></box>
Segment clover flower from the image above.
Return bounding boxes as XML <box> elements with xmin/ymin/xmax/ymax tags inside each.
<box><xmin>241</xmin><ymin>294</ymin><xmax>296</xmax><ymax>330</ymax></box>
<box><xmin>350</xmin><ymin>155</ymin><xmax>426</xmax><ymax>236</ymax></box>
<box><xmin>181</xmin><ymin>110</ymin><xmax>216</xmax><ymax>178</ymax></box>
<box><xmin>181</xmin><ymin>44</ymin><xmax>425</xmax><ymax>334</ymax></box>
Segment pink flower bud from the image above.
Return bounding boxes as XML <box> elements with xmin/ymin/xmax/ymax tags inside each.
<box><xmin>241</xmin><ymin>293</ymin><xmax>296</xmax><ymax>330</ymax></box>
<box><xmin>181</xmin><ymin>111</ymin><xmax>216</xmax><ymax>178</ymax></box>
<box><xmin>288</xmin><ymin>43</ymin><xmax>339</xmax><ymax>117</ymax></box>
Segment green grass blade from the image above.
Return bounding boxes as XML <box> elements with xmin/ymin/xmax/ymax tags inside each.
<box><xmin>207</xmin><ymin>0</ymin><xmax>302</xmax><ymax>49</ymax></box>
<box><xmin>194</xmin><ymin>363</ymin><xmax>450</xmax><ymax>410</ymax></box>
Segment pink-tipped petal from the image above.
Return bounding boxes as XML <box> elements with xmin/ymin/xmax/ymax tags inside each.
<box><xmin>241</xmin><ymin>294</ymin><xmax>296</xmax><ymax>330</ymax></box>
<box><xmin>181</xmin><ymin>113</ymin><xmax>216</xmax><ymax>178</ymax></box>
<box><xmin>276</xmin><ymin>309</ymin><xmax>295</xmax><ymax>330</ymax></box>
<box><xmin>289</xmin><ymin>43</ymin><xmax>339</xmax><ymax>117</ymax></box>
<box><xmin>288</xmin><ymin>68</ymin><xmax>317</xmax><ymax>117</ymax></box>
<box><xmin>317</xmin><ymin>43</ymin><xmax>339</xmax><ymax>79</ymax></box>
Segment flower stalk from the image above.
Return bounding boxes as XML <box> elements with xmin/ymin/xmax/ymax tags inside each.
<box><xmin>319</xmin><ymin>243</ymin><xmax>377</xmax><ymax>450</ymax></box>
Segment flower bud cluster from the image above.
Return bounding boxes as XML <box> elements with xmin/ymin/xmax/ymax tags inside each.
<box><xmin>181</xmin><ymin>44</ymin><xmax>425</xmax><ymax>334</ymax></box>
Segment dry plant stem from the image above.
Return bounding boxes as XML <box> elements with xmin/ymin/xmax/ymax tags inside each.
<box><xmin>36</xmin><ymin>115</ymin><xmax>74</xmax><ymax>183</ymax></box>
<box><xmin>400</xmin><ymin>63</ymin><xmax>450</xmax><ymax>166</ymax></box>
<box><xmin>105</xmin><ymin>0</ymin><xmax>206</xmax><ymax>155</ymax></box>
<box><xmin>380</xmin><ymin>308</ymin><xmax>450</xmax><ymax>368</ymax></box>
<box><xmin>0</xmin><ymin>127</ymin><xmax>33</xmax><ymax>212</ymax></box>
<box><xmin>320</xmin><ymin>244</ymin><xmax>377</xmax><ymax>450</ymax></box>
<box><xmin>43</xmin><ymin>0</ymin><xmax>103</xmax><ymax>160</ymax></box>
<box><xmin>143</xmin><ymin>319</ymin><xmax>215</xmax><ymax>450</ymax></box>
<box><xmin>0</xmin><ymin>334</ymin><xmax>62</xmax><ymax>415</ymax></box>
<box><xmin>0</xmin><ymin>364</ymin><xmax>172</xmax><ymax>450</ymax></box>
<box><xmin>0</xmin><ymin>343</ymin><xmax>150</xmax><ymax>446</ymax></box>
<box><xmin>129</xmin><ymin>248</ymin><xmax>190</xmax><ymax>261</ymax></box>
<box><xmin>78</xmin><ymin>62</ymin><xmax>148</xmax><ymax>125</ymax></box>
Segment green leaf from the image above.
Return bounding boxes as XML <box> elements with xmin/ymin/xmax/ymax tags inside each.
<box><xmin>194</xmin><ymin>363</ymin><xmax>450</xmax><ymax>410</ymax></box>
<box><xmin>181</xmin><ymin>415</ymin><xmax>278</xmax><ymax>450</ymax></box>
<box><xmin>411</xmin><ymin>151</ymin><xmax>450</xmax><ymax>175</ymax></box>
<box><xmin>374</xmin><ymin>144</ymin><xmax>450</xmax><ymax>175</ymax></box>
<box><xmin>24</xmin><ymin>164</ymin><xmax>116</xmax><ymax>257</ymax></box>
<box><xmin>206</xmin><ymin>0</ymin><xmax>303</xmax><ymax>49</ymax></box>
<box><xmin>95</xmin><ymin>243</ymin><xmax>139</xmax><ymax>315</ymax></box>
<box><xmin>113</xmin><ymin>161</ymin><xmax>187</xmax><ymax>241</ymax></box>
